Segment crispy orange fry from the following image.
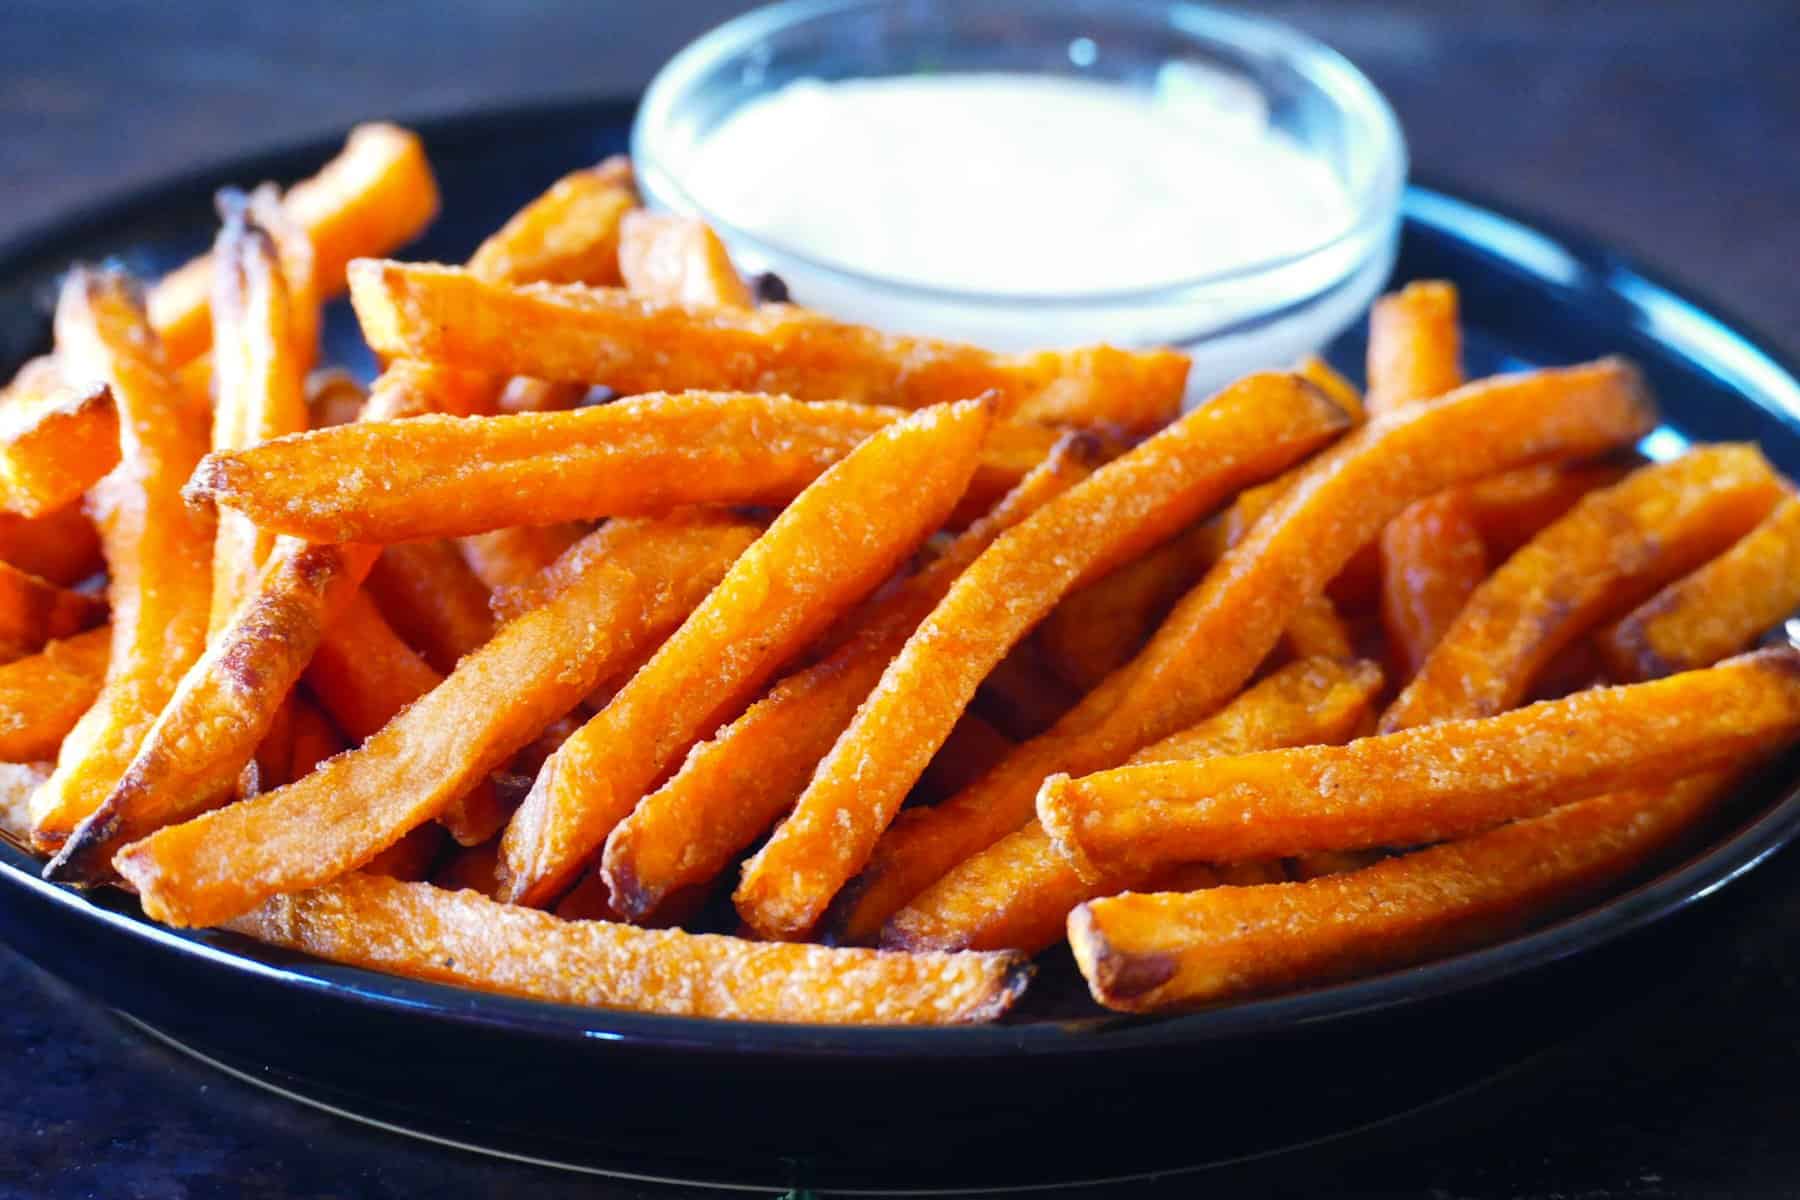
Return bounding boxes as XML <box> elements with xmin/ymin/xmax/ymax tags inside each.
<box><xmin>458</xmin><ymin>525</ymin><xmax>587</xmax><ymax>592</ymax></box>
<box><xmin>1382</xmin><ymin>446</ymin><xmax>1783</xmax><ymax>731</ymax></box>
<box><xmin>0</xmin><ymin>626</ymin><xmax>110</xmax><ymax>762</ymax></box>
<box><xmin>225</xmin><ymin>872</ymin><xmax>1029</xmax><ymax>1024</ymax></box>
<box><xmin>242</xmin><ymin>184</ymin><xmax>320</xmax><ymax>369</ymax></box>
<box><xmin>1040</xmin><ymin>649</ymin><xmax>1800</xmax><ymax>882</ymax></box>
<box><xmin>0</xmin><ymin>762</ymin><xmax>51</xmax><ymax>846</ymax></box>
<box><xmin>185</xmin><ymin>391</ymin><xmax>1062</xmax><ymax>544</ymax></box>
<box><xmin>599</xmin><ymin>434</ymin><xmax>1092</xmax><ymax>922</ymax></box>
<box><xmin>1462</xmin><ymin>460</ymin><xmax>1635</xmax><ymax>558</ymax></box>
<box><xmin>464</xmin><ymin>158</ymin><xmax>636</xmax><ymax>287</ymax></box>
<box><xmin>827</xmin><ymin>358</ymin><xmax>1656</xmax><ymax>939</ymax></box>
<box><xmin>115</xmin><ymin>513</ymin><xmax>759</xmax><ymax>927</ymax></box>
<box><xmin>495</xmin><ymin>377</ymin><xmax>589</xmax><ymax>414</ymax></box>
<box><xmin>348</xmin><ymin>259</ymin><xmax>1189</xmax><ymax>430</ymax></box>
<box><xmin>365</xmin><ymin>541</ymin><xmax>495</xmax><ymax>673</ymax></box>
<box><xmin>1601</xmin><ymin>494</ymin><xmax>1800</xmax><ymax>681</ymax></box>
<box><xmin>0</xmin><ymin>502</ymin><xmax>104</xmax><ymax>586</ymax></box>
<box><xmin>0</xmin><ymin>561</ymin><xmax>105</xmax><ymax>663</ymax></box>
<box><xmin>149</xmin><ymin>123</ymin><xmax>440</xmax><ymax>365</ymax></box>
<box><xmin>46</xmin><ymin>542</ymin><xmax>378</xmax><ymax>881</ymax></box>
<box><xmin>1034</xmin><ymin>519</ymin><xmax>1227</xmax><ymax>691</ymax></box>
<box><xmin>500</xmin><ymin>399</ymin><xmax>995</xmax><ymax>909</ymax></box>
<box><xmin>29</xmin><ymin>270</ymin><xmax>214</xmax><ymax>847</ymax></box>
<box><xmin>881</xmin><ymin>658</ymin><xmax>1382</xmax><ymax>954</ymax></box>
<box><xmin>1278</xmin><ymin>592</ymin><xmax>1353</xmax><ymax>661</ymax></box>
<box><xmin>1379</xmin><ymin>490</ymin><xmax>1488</xmax><ymax>680</ymax></box>
<box><xmin>0</xmin><ymin>359</ymin><xmax>121</xmax><ymax>519</ymax></box>
<box><xmin>1070</xmin><ymin>769</ymin><xmax>1736</xmax><ymax>1011</ymax></box>
<box><xmin>207</xmin><ymin>206</ymin><xmax>311</xmax><ymax>634</ymax></box>
<box><xmin>285</xmin><ymin>695</ymin><xmax>346</xmax><ymax>780</ymax></box>
<box><xmin>618</xmin><ymin>210</ymin><xmax>754</xmax><ymax>309</ymax></box>
<box><xmin>359</xmin><ymin>360</ymin><xmax>505</xmax><ymax>421</ymax></box>
<box><xmin>735</xmin><ymin>372</ymin><xmax>1351</xmax><ymax>940</ymax></box>
<box><xmin>1365</xmin><ymin>280</ymin><xmax>1461</xmax><ymax>417</ymax></box>
<box><xmin>1295</xmin><ymin>355</ymin><xmax>1364</xmax><ymax>421</ymax></box>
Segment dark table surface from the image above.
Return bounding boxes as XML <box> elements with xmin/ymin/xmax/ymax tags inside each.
<box><xmin>5</xmin><ymin>2</ymin><xmax>1800</xmax><ymax>1196</ymax></box>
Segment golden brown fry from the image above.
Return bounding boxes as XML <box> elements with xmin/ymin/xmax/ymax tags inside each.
<box><xmin>242</xmin><ymin>183</ymin><xmax>320</xmax><ymax>369</ymax></box>
<box><xmin>29</xmin><ymin>270</ymin><xmax>214</xmax><ymax>847</ymax></box>
<box><xmin>185</xmin><ymin>391</ymin><xmax>1062</xmax><ymax>544</ymax></box>
<box><xmin>1462</xmin><ymin>461</ymin><xmax>1635</xmax><ymax>558</ymax></box>
<box><xmin>225</xmin><ymin>872</ymin><xmax>1029</xmax><ymax>1024</ymax></box>
<box><xmin>0</xmin><ymin>561</ymin><xmax>105</xmax><ymax>663</ymax></box>
<box><xmin>464</xmin><ymin>157</ymin><xmax>636</xmax><ymax>287</ymax></box>
<box><xmin>365</xmin><ymin>541</ymin><xmax>495</xmax><ymax>673</ymax></box>
<box><xmin>501</xmin><ymin>400</ymin><xmax>995</xmax><ymax>909</ymax></box>
<box><xmin>1070</xmin><ymin>770</ymin><xmax>1735</xmax><ymax>1011</ymax></box>
<box><xmin>617</xmin><ymin>210</ymin><xmax>754</xmax><ymax>309</ymax></box>
<box><xmin>0</xmin><ymin>762</ymin><xmax>51</xmax><ymax>846</ymax></box>
<box><xmin>1379</xmin><ymin>490</ymin><xmax>1488</xmax><ymax>681</ymax></box>
<box><xmin>1040</xmin><ymin>649</ymin><xmax>1800</xmax><ymax>882</ymax></box>
<box><xmin>1382</xmin><ymin>446</ymin><xmax>1783</xmax><ymax>731</ymax></box>
<box><xmin>149</xmin><ymin>123</ymin><xmax>440</xmax><ymax>365</ymax></box>
<box><xmin>0</xmin><ymin>358</ymin><xmax>118</xmax><ymax>518</ymax></box>
<box><xmin>115</xmin><ymin>513</ymin><xmax>759</xmax><ymax>927</ymax></box>
<box><xmin>735</xmin><ymin>372</ymin><xmax>1351</xmax><ymax>940</ymax></box>
<box><xmin>1034</xmin><ymin>519</ymin><xmax>1226</xmax><ymax>691</ymax></box>
<box><xmin>1278</xmin><ymin>592</ymin><xmax>1353</xmax><ymax>662</ymax></box>
<box><xmin>599</xmin><ymin>434</ymin><xmax>1092</xmax><ymax>922</ymax></box>
<box><xmin>0</xmin><ymin>502</ymin><xmax>104</xmax><ymax>586</ymax></box>
<box><xmin>828</xmin><ymin>358</ymin><xmax>1656</xmax><ymax>939</ymax></box>
<box><xmin>46</xmin><ymin>542</ymin><xmax>378</xmax><ymax>881</ymax></box>
<box><xmin>1295</xmin><ymin>355</ymin><xmax>1364</xmax><ymax>422</ymax></box>
<box><xmin>458</xmin><ymin>525</ymin><xmax>587</xmax><ymax>593</ymax></box>
<box><xmin>207</xmin><ymin>207</ymin><xmax>311</xmax><ymax>634</ymax></box>
<box><xmin>348</xmin><ymin>259</ymin><xmax>1189</xmax><ymax>431</ymax></box>
<box><xmin>881</xmin><ymin>658</ymin><xmax>1382</xmax><ymax>954</ymax></box>
<box><xmin>1365</xmin><ymin>281</ymin><xmax>1461</xmax><ymax>417</ymax></box>
<box><xmin>1601</xmin><ymin>494</ymin><xmax>1800</xmax><ymax>681</ymax></box>
<box><xmin>0</xmin><ymin>626</ymin><xmax>110</xmax><ymax>762</ymax></box>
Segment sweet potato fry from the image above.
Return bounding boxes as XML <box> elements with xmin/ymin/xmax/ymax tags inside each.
<box><xmin>149</xmin><ymin>123</ymin><xmax>440</xmax><ymax>365</ymax></box>
<box><xmin>225</xmin><ymin>872</ymin><xmax>1029</xmax><ymax>1024</ymax></box>
<box><xmin>458</xmin><ymin>525</ymin><xmax>587</xmax><ymax>592</ymax></box>
<box><xmin>0</xmin><ymin>762</ymin><xmax>51</xmax><ymax>846</ymax></box>
<box><xmin>301</xmin><ymin>588</ymin><xmax>508</xmax><ymax>845</ymax></box>
<box><xmin>0</xmin><ymin>561</ymin><xmax>105</xmax><ymax>663</ymax></box>
<box><xmin>0</xmin><ymin>358</ymin><xmax>118</xmax><ymax>517</ymax></box>
<box><xmin>207</xmin><ymin>205</ymin><xmax>311</xmax><ymax>633</ymax></box>
<box><xmin>881</xmin><ymin>658</ymin><xmax>1382</xmax><ymax>954</ymax></box>
<box><xmin>365</xmin><ymin>541</ymin><xmax>495</xmax><ymax>673</ymax></box>
<box><xmin>1365</xmin><ymin>280</ymin><xmax>1461</xmax><ymax>417</ymax></box>
<box><xmin>1039</xmin><ymin>649</ymin><xmax>1800</xmax><ymax>882</ymax></box>
<box><xmin>0</xmin><ymin>502</ymin><xmax>104</xmax><ymax>586</ymax></box>
<box><xmin>1379</xmin><ymin>490</ymin><xmax>1488</xmax><ymax>680</ymax></box>
<box><xmin>46</xmin><ymin>542</ymin><xmax>378</xmax><ymax>881</ymax></box>
<box><xmin>1069</xmin><ymin>769</ymin><xmax>1736</xmax><ymax>1011</ymax></box>
<box><xmin>826</xmin><ymin>358</ymin><xmax>1656</xmax><ymax>939</ymax></box>
<box><xmin>242</xmin><ymin>183</ymin><xmax>320</xmax><ymax>369</ymax></box>
<box><xmin>1382</xmin><ymin>445</ymin><xmax>1783</xmax><ymax>731</ymax></box>
<box><xmin>185</xmin><ymin>391</ymin><xmax>1062</xmax><ymax>544</ymax></box>
<box><xmin>1600</xmin><ymin>494</ymin><xmax>1800</xmax><ymax>681</ymax></box>
<box><xmin>0</xmin><ymin>626</ymin><xmax>110</xmax><ymax>762</ymax></box>
<box><xmin>1462</xmin><ymin>460</ymin><xmax>1635</xmax><ymax>558</ymax></box>
<box><xmin>114</xmin><ymin>513</ymin><xmax>759</xmax><ymax>927</ymax></box>
<box><xmin>348</xmin><ymin>259</ymin><xmax>1189</xmax><ymax>430</ymax></box>
<box><xmin>29</xmin><ymin>270</ymin><xmax>214</xmax><ymax>847</ymax></box>
<box><xmin>359</xmin><ymin>360</ymin><xmax>505</xmax><ymax>421</ymax></box>
<box><xmin>599</xmin><ymin>434</ymin><xmax>1092</xmax><ymax>922</ymax></box>
<box><xmin>304</xmin><ymin>368</ymin><xmax>367</xmax><ymax>429</ymax></box>
<box><xmin>618</xmin><ymin>210</ymin><xmax>754</xmax><ymax>308</ymax></box>
<box><xmin>285</xmin><ymin>695</ymin><xmax>346</xmax><ymax>780</ymax></box>
<box><xmin>1295</xmin><ymin>355</ymin><xmax>1364</xmax><ymax>422</ymax></box>
<box><xmin>734</xmin><ymin>372</ymin><xmax>1351</xmax><ymax>940</ymax></box>
<box><xmin>500</xmin><ymin>400</ymin><xmax>995</xmax><ymax>909</ymax></box>
<box><xmin>464</xmin><ymin>157</ymin><xmax>636</xmax><ymax>287</ymax></box>
<box><xmin>495</xmin><ymin>377</ymin><xmax>589</xmax><ymax>415</ymax></box>
<box><xmin>1278</xmin><ymin>593</ymin><xmax>1354</xmax><ymax>661</ymax></box>
<box><xmin>1034</xmin><ymin>519</ymin><xmax>1227</xmax><ymax>691</ymax></box>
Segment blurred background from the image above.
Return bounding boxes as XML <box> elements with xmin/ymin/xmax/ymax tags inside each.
<box><xmin>5</xmin><ymin>0</ymin><xmax>1798</xmax><ymax>362</ymax></box>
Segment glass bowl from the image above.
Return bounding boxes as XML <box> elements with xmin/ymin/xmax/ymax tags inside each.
<box><xmin>632</xmin><ymin>0</ymin><xmax>1407</xmax><ymax>398</ymax></box>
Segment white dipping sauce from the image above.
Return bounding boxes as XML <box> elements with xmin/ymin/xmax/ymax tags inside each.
<box><xmin>688</xmin><ymin>71</ymin><xmax>1351</xmax><ymax>298</ymax></box>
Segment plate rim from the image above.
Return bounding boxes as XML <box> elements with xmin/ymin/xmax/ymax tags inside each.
<box><xmin>4</xmin><ymin>93</ymin><xmax>1800</xmax><ymax>1061</ymax></box>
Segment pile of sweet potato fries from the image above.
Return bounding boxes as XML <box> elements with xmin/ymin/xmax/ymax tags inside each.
<box><xmin>0</xmin><ymin>125</ymin><xmax>1796</xmax><ymax>1023</ymax></box>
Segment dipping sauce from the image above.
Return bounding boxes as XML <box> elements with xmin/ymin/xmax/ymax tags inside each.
<box><xmin>687</xmin><ymin>71</ymin><xmax>1352</xmax><ymax>298</ymax></box>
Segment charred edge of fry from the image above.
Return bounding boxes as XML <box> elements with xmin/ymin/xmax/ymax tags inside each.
<box><xmin>1067</xmin><ymin>905</ymin><xmax>1177</xmax><ymax>1001</ymax></box>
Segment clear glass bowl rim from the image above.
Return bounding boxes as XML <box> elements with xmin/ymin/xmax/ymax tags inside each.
<box><xmin>631</xmin><ymin>0</ymin><xmax>1408</xmax><ymax>310</ymax></box>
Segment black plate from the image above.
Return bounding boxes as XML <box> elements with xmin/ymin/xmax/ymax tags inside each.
<box><xmin>3</xmin><ymin>97</ymin><xmax>1800</xmax><ymax>1193</ymax></box>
